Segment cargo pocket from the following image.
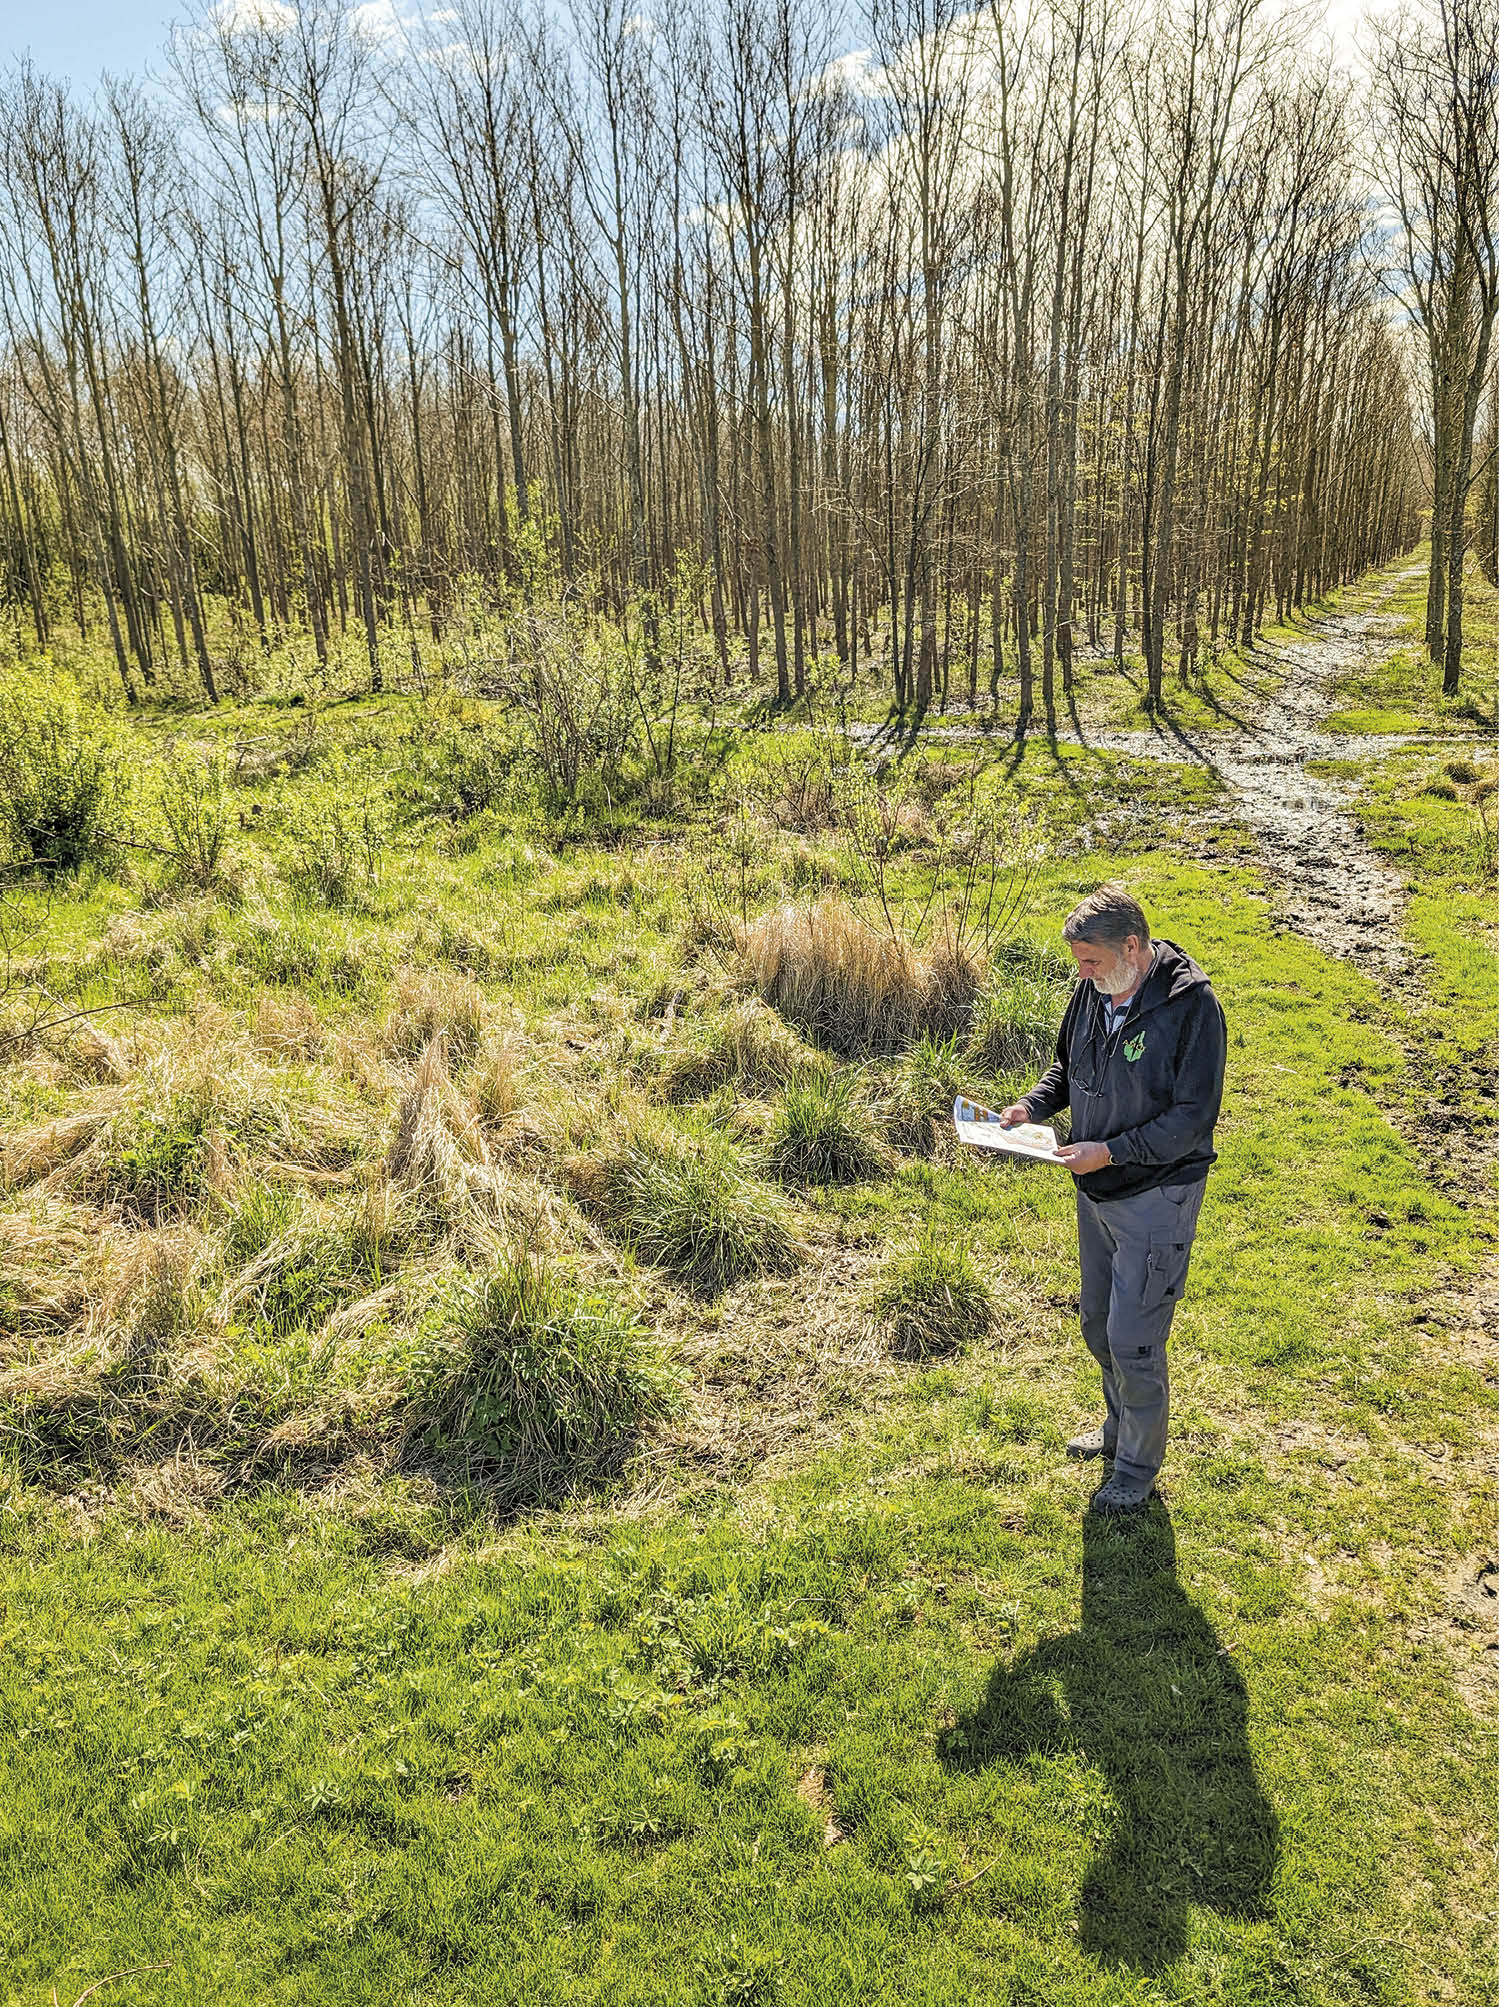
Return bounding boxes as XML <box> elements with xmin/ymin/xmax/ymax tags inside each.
<box><xmin>1143</xmin><ymin>1231</ymin><xmax>1192</xmax><ymax>1312</ymax></box>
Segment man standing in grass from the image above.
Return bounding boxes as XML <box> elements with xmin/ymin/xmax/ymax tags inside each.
<box><xmin>999</xmin><ymin>887</ymin><xmax>1227</xmax><ymax>1515</ymax></box>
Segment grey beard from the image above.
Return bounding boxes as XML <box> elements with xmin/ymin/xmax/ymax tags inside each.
<box><xmin>1091</xmin><ymin>959</ymin><xmax>1137</xmax><ymax>997</ymax></box>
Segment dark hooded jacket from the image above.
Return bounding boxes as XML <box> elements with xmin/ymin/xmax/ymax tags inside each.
<box><xmin>1022</xmin><ymin>939</ymin><xmax>1226</xmax><ymax>1201</ymax></box>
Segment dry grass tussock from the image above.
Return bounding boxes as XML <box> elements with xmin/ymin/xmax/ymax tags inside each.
<box><xmin>4</xmin><ymin>1006</ymin><xmax>364</xmax><ymax>1215</ymax></box>
<box><xmin>40</xmin><ymin>1017</ymin><xmax>132</xmax><ymax>1085</ymax></box>
<box><xmin>377</xmin><ymin>1035</ymin><xmax>586</xmax><ymax>1264</ymax></box>
<box><xmin>660</xmin><ymin>995</ymin><xmax>818</xmax><ymax>1101</ymax></box>
<box><xmin>0</xmin><ymin>1038</ymin><xmax>585</xmax><ymax>1486</ymax></box>
<box><xmin>732</xmin><ymin>898</ymin><xmax>982</xmax><ymax>1056</ymax></box>
<box><xmin>251</xmin><ymin>991</ymin><xmax>326</xmax><ymax>1060</ymax></box>
<box><xmin>380</xmin><ymin>963</ymin><xmax>486</xmax><ymax>1062</ymax></box>
<box><xmin>0</xmin><ymin>1216</ymin><xmax>216</xmax><ymax>1409</ymax></box>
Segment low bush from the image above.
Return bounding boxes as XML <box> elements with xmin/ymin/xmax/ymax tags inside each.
<box><xmin>767</xmin><ymin>1071</ymin><xmax>886</xmax><ymax>1185</ymax></box>
<box><xmin>0</xmin><ymin>669</ymin><xmax>122</xmax><ymax>874</ymax></box>
<box><xmin>411</xmin><ymin>1241</ymin><xmax>675</xmax><ymax>1492</ymax></box>
<box><xmin>734</xmin><ymin>898</ymin><xmax>982</xmax><ymax>1056</ymax></box>
<box><xmin>574</xmin><ymin>1124</ymin><xmax>801</xmax><ymax>1295</ymax></box>
<box><xmin>283</xmin><ymin>781</ymin><xmax>387</xmax><ymax>910</ymax></box>
<box><xmin>873</xmin><ymin>1229</ymin><xmax>995</xmax><ymax>1360</ymax></box>
<box><xmin>399</xmin><ymin>722</ymin><xmax>519</xmax><ymax>822</ymax></box>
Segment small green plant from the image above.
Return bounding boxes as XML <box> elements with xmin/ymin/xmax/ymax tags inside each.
<box><xmin>283</xmin><ymin>786</ymin><xmax>387</xmax><ymax>909</ymax></box>
<box><xmin>903</xmin><ymin>1836</ymin><xmax>948</xmax><ymax>1914</ymax></box>
<box><xmin>577</xmin><ymin>1126</ymin><xmax>802</xmax><ymax>1295</ymax></box>
<box><xmin>233</xmin><ymin>1225</ymin><xmax>355</xmax><ymax>1339</ymax></box>
<box><xmin>159</xmin><ymin>747</ymin><xmax>231</xmax><ymax>888</ymax></box>
<box><xmin>766</xmin><ymin>1070</ymin><xmax>885</xmax><ymax>1185</ymax></box>
<box><xmin>692</xmin><ymin>1930</ymin><xmax>779</xmax><ymax>2006</ymax></box>
<box><xmin>0</xmin><ymin>670</ymin><xmax>122</xmax><ymax>874</ymax></box>
<box><xmin>412</xmin><ymin>1241</ymin><xmax>676</xmax><ymax>1493</ymax></box>
<box><xmin>874</xmin><ymin>1228</ymin><xmax>995</xmax><ymax>1359</ymax></box>
<box><xmin>104</xmin><ymin>1097</ymin><xmax>213</xmax><ymax>1221</ymax></box>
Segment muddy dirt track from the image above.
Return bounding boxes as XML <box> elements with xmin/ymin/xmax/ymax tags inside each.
<box><xmin>849</xmin><ymin>569</ymin><xmax>1498</xmax><ymax>1199</ymax></box>
<box><xmin>858</xmin><ymin>568</ymin><xmax>1449</xmax><ymax>978</ymax></box>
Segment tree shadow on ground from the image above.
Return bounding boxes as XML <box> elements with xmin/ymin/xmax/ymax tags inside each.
<box><xmin>939</xmin><ymin>1503</ymin><xmax>1279</xmax><ymax>1974</ymax></box>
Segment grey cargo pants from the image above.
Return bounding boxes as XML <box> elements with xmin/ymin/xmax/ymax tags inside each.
<box><xmin>1076</xmin><ymin>1178</ymin><xmax>1206</xmax><ymax>1491</ymax></box>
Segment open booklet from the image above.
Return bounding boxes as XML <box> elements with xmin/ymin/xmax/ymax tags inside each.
<box><xmin>952</xmin><ymin>1096</ymin><xmax>1066</xmax><ymax>1165</ymax></box>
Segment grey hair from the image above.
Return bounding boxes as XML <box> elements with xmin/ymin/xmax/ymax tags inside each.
<box><xmin>1062</xmin><ymin>885</ymin><xmax>1151</xmax><ymax>950</ymax></box>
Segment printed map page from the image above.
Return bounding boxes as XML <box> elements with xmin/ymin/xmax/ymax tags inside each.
<box><xmin>952</xmin><ymin>1097</ymin><xmax>1066</xmax><ymax>1165</ymax></box>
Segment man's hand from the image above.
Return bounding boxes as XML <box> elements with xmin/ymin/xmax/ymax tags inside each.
<box><xmin>997</xmin><ymin>1103</ymin><xmax>1031</xmax><ymax>1128</ymax></box>
<box><xmin>1056</xmin><ymin>1140</ymin><xmax>1112</xmax><ymax>1176</ymax></box>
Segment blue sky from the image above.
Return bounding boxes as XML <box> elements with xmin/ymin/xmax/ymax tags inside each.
<box><xmin>4</xmin><ymin>0</ymin><xmax>186</xmax><ymax>85</ymax></box>
<box><xmin>5</xmin><ymin>0</ymin><xmax>1370</xmax><ymax>91</ymax></box>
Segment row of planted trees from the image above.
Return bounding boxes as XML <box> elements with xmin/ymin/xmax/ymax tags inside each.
<box><xmin>0</xmin><ymin>0</ymin><xmax>1490</xmax><ymax>726</ymax></box>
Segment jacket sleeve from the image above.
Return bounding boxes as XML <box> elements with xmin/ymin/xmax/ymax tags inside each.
<box><xmin>1021</xmin><ymin>987</ymin><xmax>1079</xmax><ymax>1121</ymax></box>
<box><xmin>1107</xmin><ymin>989</ymin><xmax>1226</xmax><ymax>1169</ymax></box>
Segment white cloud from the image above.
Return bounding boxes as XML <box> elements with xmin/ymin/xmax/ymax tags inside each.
<box><xmin>211</xmin><ymin>0</ymin><xmax>297</xmax><ymax>32</ymax></box>
<box><xmin>349</xmin><ymin>0</ymin><xmax>412</xmax><ymax>40</ymax></box>
<box><xmin>814</xmin><ymin>48</ymin><xmax>887</xmax><ymax>100</ymax></box>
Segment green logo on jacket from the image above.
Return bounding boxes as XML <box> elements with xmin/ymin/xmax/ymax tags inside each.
<box><xmin>1123</xmin><ymin>1032</ymin><xmax>1146</xmax><ymax>1063</ymax></box>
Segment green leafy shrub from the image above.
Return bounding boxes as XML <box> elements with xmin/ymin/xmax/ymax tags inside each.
<box><xmin>283</xmin><ymin>775</ymin><xmax>388</xmax><ymax>909</ymax></box>
<box><xmin>574</xmin><ymin>1125</ymin><xmax>801</xmax><ymax>1294</ymax></box>
<box><xmin>412</xmin><ymin>1243</ymin><xmax>675</xmax><ymax>1492</ymax></box>
<box><xmin>873</xmin><ymin>1229</ymin><xmax>995</xmax><ymax>1359</ymax></box>
<box><xmin>767</xmin><ymin>1071</ymin><xmax>886</xmax><ymax>1185</ymax></box>
<box><xmin>0</xmin><ymin>670</ymin><xmax>122</xmax><ymax>873</ymax></box>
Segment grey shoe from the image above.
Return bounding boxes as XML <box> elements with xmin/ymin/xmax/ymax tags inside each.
<box><xmin>1088</xmin><ymin>1473</ymin><xmax>1156</xmax><ymax>1515</ymax></box>
<box><xmin>1066</xmin><ymin>1424</ymin><xmax>1115</xmax><ymax>1461</ymax></box>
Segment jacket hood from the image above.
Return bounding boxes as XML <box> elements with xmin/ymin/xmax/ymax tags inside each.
<box><xmin>1137</xmin><ymin>938</ymin><xmax>1211</xmax><ymax>1012</ymax></box>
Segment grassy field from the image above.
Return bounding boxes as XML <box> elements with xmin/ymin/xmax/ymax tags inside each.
<box><xmin>1</xmin><ymin>566</ymin><xmax>1496</xmax><ymax>2006</ymax></box>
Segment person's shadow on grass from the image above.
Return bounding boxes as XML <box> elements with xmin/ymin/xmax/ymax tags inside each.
<box><xmin>938</xmin><ymin>1504</ymin><xmax>1278</xmax><ymax>1972</ymax></box>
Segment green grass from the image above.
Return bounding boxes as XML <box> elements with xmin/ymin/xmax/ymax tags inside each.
<box><xmin>872</xmin><ymin>1226</ymin><xmax>996</xmax><ymax>1358</ymax></box>
<box><xmin>412</xmin><ymin>1241</ymin><xmax>677</xmax><ymax>1494</ymax></box>
<box><xmin>767</xmin><ymin>1071</ymin><xmax>887</xmax><ymax>1186</ymax></box>
<box><xmin>574</xmin><ymin>1123</ymin><xmax>804</xmax><ymax>1296</ymax></box>
<box><xmin>1</xmin><ymin>571</ymin><xmax>1496</xmax><ymax>2004</ymax></box>
<box><xmin>1324</xmin><ymin>549</ymin><xmax>1499</xmax><ymax>734</ymax></box>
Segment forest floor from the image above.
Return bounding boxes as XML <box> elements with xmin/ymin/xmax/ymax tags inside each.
<box><xmin>1</xmin><ymin>556</ymin><xmax>1496</xmax><ymax>2007</ymax></box>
